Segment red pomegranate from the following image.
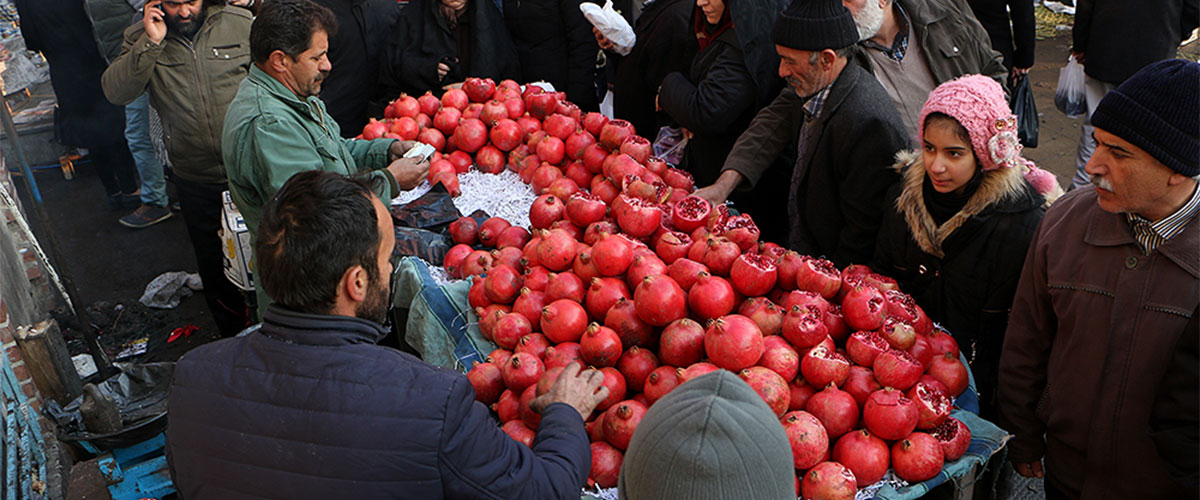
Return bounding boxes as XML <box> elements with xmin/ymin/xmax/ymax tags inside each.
<box><xmin>782</xmin><ymin>305</ymin><xmax>829</xmax><ymax>350</ymax></box>
<box><xmin>484</xmin><ymin>264</ymin><xmax>523</xmax><ymax>304</ymax></box>
<box><xmin>757</xmin><ymin>335</ymin><xmax>799</xmax><ymax>381</ymax></box>
<box><xmin>805</xmin><ymin>383</ymin><xmax>859</xmax><ymax>439</ymax></box>
<box><xmin>633</xmin><ymin>275</ymin><xmax>687</xmax><ymax>327</ymax></box>
<box><xmin>929</xmin><ymin>416</ymin><xmax>971</xmax><ymax>461</ymax></box>
<box><xmin>739</xmin><ymin>366</ymin><xmax>791</xmax><ymax>417</ymax></box>
<box><xmin>843</xmin><ymin>365</ymin><xmax>883</xmax><ymax>408</ymax></box>
<box><xmin>688</xmin><ymin>272</ymin><xmax>737</xmax><ymax>320</ymax></box>
<box><xmin>565</xmin><ymin>191</ymin><xmax>607</xmax><ymax>227</ymax></box>
<box><xmin>462</xmin><ymin>77</ymin><xmax>495</xmax><ymax>102</ymax></box>
<box><xmin>667</xmin><ymin>258</ymin><xmax>709</xmax><ymax>292</ymax></box>
<box><xmin>833</xmin><ymin>429</ymin><xmax>890</xmax><ymax>486</ymax></box>
<box><xmin>863</xmin><ymin>388</ymin><xmax>919</xmax><ymax>441</ymax></box>
<box><xmin>598</xmin><ymin>119</ymin><xmax>636</xmax><ymax>151</ymax></box>
<box><xmin>873</xmin><ymin>348</ymin><xmax>924</xmax><ymax>391</ymax></box>
<box><xmin>880</xmin><ymin>316</ymin><xmax>917</xmax><ymax>351</ymax></box>
<box><xmin>596</xmin><ymin>366</ymin><xmax>628</xmax><ymax>411</ymax></box>
<box><xmin>928</xmin><ymin>352</ymin><xmax>969</xmax><ymax>397</ymax></box>
<box><xmin>842</xmin><ymin>285</ymin><xmax>887</xmax><ymax>331</ymax></box>
<box><xmin>781</xmin><ymin>410</ymin><xmax>828</xmax><ymax>470</ymax></box>
<box><xmin>615</xmin><ymin>346</ymin><xmax>658</xmax><ymax>392</ymax></box>
<box><xmin>541</xmin><ymin>299</ymin><xmax>588</xmax><ymax>343</ymax></box>
<box><xmin>494</xmin><ymin>389</ymin><xmax>519</xmax><ymax>422</ymax></box>
<box><xmin>604</xmin><ymin>298</ymin><xmax>655</xmax><ymax>348</ymax></box>
<box><xmin>536</xmin><ymin>229</ymin><xmax>577</xmax><ymax>272</ymax></box>
<box><xmin>729</xmin><ymin>253</ymin><xmax>778</xmax><ymax>297</ymax></box>
<box><xmin>501</xmin><ymin>352</ymin><xmax>544</xmax><ymax>393</ymax></box>
<box><xmin>545</xmin><ymin>271</ymin><xmax>586</xmax><ymax>303</ymax></box>
<box><xmin>589</xmin><ymin>442</ymin><xmax>623</xmax><ymax>488</ymax></box>
<box><xmin>602</xmin><ymin>400</ymin><xmax>648</xmax><ymax>450</ymax></box>
<box><xmin>846</xmin><ymin>330</ymin><xmax>891</xmax><ymax>367</ymax></box>
<box><xmin>659</xmin><ymin>318</ymin><xmax>706</xmax><ymax>367</ymax></box>
<box><xmin>584</xmin><ymin>277</ymin><xmax>631</xmax><ymax>321</ymax></box>
<box><xmin>580</xmin><ymin>323</ymin><xmax>623</xmax><ymax>367</ymax></box>
<box><xmin>907</xmin><ymin>380</ymin><xmax>952</xmax><ymax>430</ymax></box>
<box><xmin>443</xmin><ymin>243</ymin><xmax>473</xmax><ymax>279</ymax></box>
<box><xmin>704</xmin><ymin>314</ymin><xmax>764</xmax><ymax>372</ymax></box>
<box><xmin>542</xmin><ymin>342</ymin><xmax>582</xmax><ymax>370</ymax></box>
<box><xmin>592</xmin><ymin>233</ymin><xmax>634</xmax><ymax>277</ymax></box>
<box><xmin>643</xmin><ymin>365</ymin><xmax>681</xmax><ymax>404</ymax></box>
<box><xmin>891</xmin><ymin>432</ymin><xmax>945</xmax><ymax>482</ymax></box>
<box><xmin>800</xmin><ymin>345</ymin><xmax>851</xmax><ymax>388</ymax></box>
<box><xmin>801</xmin><ymin>462</ymin><xmax>858</xmax><ymax>500</ymax></box>
<box><xmin>501</xmin><ymin>419</ymin><xmax>535</xmax><ymax>447</ymax></box>
<box><xmin>467</xmin><ymin>362</ymin><xmax>504</xmax><ymax>405</ymax></box>
<box><xmin>678</xmin><ymin>362</ymin><xmax>720</xmax><ymax>383</ymax></box>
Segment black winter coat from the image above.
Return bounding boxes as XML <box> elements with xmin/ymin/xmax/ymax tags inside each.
<box><xmin>658</xmin><ymin>30</ymin><xmax>759</xmax><ymax>187</ymax></box>
<box><xmin>379</xmin><ymin>0</ymin><xmax>520</xmax><ymax>98</ymax></box>
<box><xmin>167</xmin><ymin>306</ymin><xmax>592</xmax><ymax>499</ymax></box>
<box><xmin>15</xmin><ymin>0</ymin><xmax>127</xmax><ymax>149</ymax></box>
<box><xmin>721</xmin><ymin>63</ymin><xmax>909</xmax><ymax>267</ymax></box>
<box><xmin>610</xmin><ymin>0</ymin><xmax>695</xmax><ymax>138</ymax></box>
<box><xmin>872</xmin><ymin>150</ymin><xmax>1045</xmax><ymax>417</ymax></box>
<box><xmin>316</xmin><ymin>0</ymin><xmax>402</xmax><ymax>137</ymax></box>
<box><xmin>1073</xmin><ymin>0</ymin><xmax>1199</xmax><ymax>83</ymax></box>
<box><xmin>966</xmin><ymin>0</ymin><xmax>1035</xmax><ymax>71</ymax></box>
<box><xmin>503</xmin><ymin>0</ymin><xmax>599</xmax><ymax>111</ymax></box>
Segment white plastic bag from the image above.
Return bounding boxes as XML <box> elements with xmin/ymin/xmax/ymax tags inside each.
<box><xmin>580</xmin><ymin>0</ymin><xmax>635</xmax><ymax>56</ymax></box>
<box><xmin>1054</xmin><ymin>55</ymin><xmax>1087</xmax><ymax>117</ymax></box>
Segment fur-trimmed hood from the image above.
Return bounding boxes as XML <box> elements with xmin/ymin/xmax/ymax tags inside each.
<box><xmin>891</xmin><ymin>150</ymin><xmax>1057</xmax><ymax>258</ymax></box>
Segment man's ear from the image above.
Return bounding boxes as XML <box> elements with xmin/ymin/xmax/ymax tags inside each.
<box><xmin>266</xmin><ymin>49</ymin><xmax>291</xmax><ymax>74</ymax></box>
<box><xmin>821</xmin><ymin>49</ymin><xmax>837</xmax><ymax>67</ymax></box>
<box><xmin>1166</xmin><ymin>172</ymin><xmax>1194</xmax><ymax>187</ymax></box>
<box><xmin>341</xmin><ymin>265</ymin><xmax>369</xmax><ymax>303</ymax></box>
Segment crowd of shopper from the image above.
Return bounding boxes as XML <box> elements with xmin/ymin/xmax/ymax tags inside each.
<box><xmin>11</xmin><ymin>0</ymin><xmax>1198</xmax><ymax>498</ymax></box>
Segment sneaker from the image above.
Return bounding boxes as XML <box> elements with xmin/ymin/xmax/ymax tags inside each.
<box><xmin>119</xmin><ymin>204</ymin><xmax>173</xmax><ymax>229</ymax></box>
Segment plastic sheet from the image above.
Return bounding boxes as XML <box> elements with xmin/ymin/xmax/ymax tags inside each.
<box><xmin>45</xmin><ymin>362</ymin><xmax>174</xmax><ymax>440</ymax></box>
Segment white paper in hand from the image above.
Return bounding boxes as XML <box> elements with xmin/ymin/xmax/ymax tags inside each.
<box><xmin>581</xmin><ymin>0</ymin><xmax>635</xmax><ymax>56</ymax></box>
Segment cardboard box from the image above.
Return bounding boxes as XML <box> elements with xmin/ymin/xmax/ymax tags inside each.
<box><xmin>220</xmin><ymin>191</ymin><xmax>255</xmax><ymax>291</ymax></box>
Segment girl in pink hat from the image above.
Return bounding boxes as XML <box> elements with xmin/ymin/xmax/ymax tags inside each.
<box><xmin>872</xmin><ymin>74</ymin><xmax>1062</xmax><ymax>419</ymax></box>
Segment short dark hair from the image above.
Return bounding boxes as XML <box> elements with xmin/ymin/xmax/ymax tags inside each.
<box><xmin>250</xmin><ymin>0</ymin><xmax>338</xmax><ymax>65</ymax></box>
<box><xmin>255</xmin><ymin>171</ymin><xmax>381</xmax><ymax>314</ymax></box>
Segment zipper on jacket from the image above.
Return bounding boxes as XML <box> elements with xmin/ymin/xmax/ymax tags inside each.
<box><xmin>1048</xmin><ymin>284</ymin><xmax>1115</xmax><ymax>297</ymax></box>
<box><xmin>1144</xmin><ymin>305</ymin><xmax>1193</xmax><ymax>318</ymax></box>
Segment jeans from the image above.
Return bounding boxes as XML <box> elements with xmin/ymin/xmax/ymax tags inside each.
<box><xmin>174</xmin><ymin>176</ymin><xmax>250</xmax><ymax>337</ymax></box>
<box><xmin>125</xmin><ymin>93</ymin><xmax>168</xmax><ymax>207</ymax></box>
<box><xmin>1071</xmin><ymin>77</ymin><xmax>1119</xmax><ymax>189</ymax></box>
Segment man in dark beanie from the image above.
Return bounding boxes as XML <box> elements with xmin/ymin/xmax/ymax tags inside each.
<box><xmin>693</xmin><ymin>0</ymin><xmax>907</xmax><ymax>267</ymax></box>
<box><xmin>998</xmin><ymin>59</ymin><xmax>1200</xmax><ymax>500</ymax></box>
<box><xmin>618</xmin><ymin>371</ymin><xmax>795</xmax><ymax>500</ymax></box>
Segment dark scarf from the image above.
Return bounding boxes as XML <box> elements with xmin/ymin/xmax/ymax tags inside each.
<box><xmin>694</xmin><ymin>2</ymin><xmax>733</xmax><ymax>52</ymax></box>
<box><xmin>923</xmin><ymin>169</ymin><xmax>983</xmax><ymax>226</ymax></box>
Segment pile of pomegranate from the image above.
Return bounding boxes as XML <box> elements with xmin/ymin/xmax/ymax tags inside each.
<box><xmin>381</xmin><ymin>78</ymin><xmax>973</xmax><ymax>498</ymax></box>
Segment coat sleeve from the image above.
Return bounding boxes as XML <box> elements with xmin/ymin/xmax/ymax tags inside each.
<box><xmin>831</xmin><ymin>115</ymin><xmax>905</xmax><ymax>266</ymax></box>
<box><xmin>343</xmin><ymin>138</ymin><xmax>400</xmax><ymax>199</ymax></box>
<box><xmin>1007</xmin><ymin>0</ymin><xmax>1035</xmax><ymax>69</ymax></box>
<box><xmin>869</xmin><ymin>185</ymin><xmax>906</xmax><ymax>279</ymax></box>
<box><xmin>996</xmin><ymin>213</ymin><xmax>1057</xmax><ymax>463</ymax></box>
<box><xmin>658</xmin><ymin>45</ymin><xmax>759</xmax><ymax>137</ymax></box>
<box><xmin>437</xmin><ymin>378</ymin><xmax>590</xmax><ymax>500</ymax></box>
<box><xmin>719</xmin><ymin>87</ymin><xmax>802</xmax><ymax>189</ymax></box>
<box><xmin>562</xmin><ymin>0</ymin><xmax>599</xmax><ymax>111</ymax></box>
<box><xmin>1071</xmin><ymin>0</ymin><xmax>1093</xmax><ymax>53</ymax></box>
<box><xmin>1148</xmin><ymin>305</ymin><xmax>1200</xmax><ymax>497</ymax></box>
<box><xmin>100</xmin><ymin>24</ymin><xmax>160</xmax><ymax>105</ymax></box>
<box><xmin>379</xmin><ymin>5</ymin><xmax>441</xmax><ymax>97</ymax></box>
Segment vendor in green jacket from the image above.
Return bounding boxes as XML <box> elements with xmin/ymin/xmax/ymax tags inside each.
<box><xmin>222</xmin><ymin>0</ymin><xmax>429</xmax><ymax>316</ymax></box>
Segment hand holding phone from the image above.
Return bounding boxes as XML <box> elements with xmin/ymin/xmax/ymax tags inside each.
<box><xmin>144</xmin><ymin>0</ymin><xmax>167</xmax><ymax>44</ymax></box>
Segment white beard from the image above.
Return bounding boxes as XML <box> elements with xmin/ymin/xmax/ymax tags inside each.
<box><xmin>853</xmin><ymin>1</ymin><xmax>885</xmax><ymax>41</ymax></box>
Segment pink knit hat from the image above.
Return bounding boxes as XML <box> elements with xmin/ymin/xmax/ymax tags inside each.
<box><xmin>918</xmin><ymin>75</ymin><xmax>1023</xmax><ymax>172</ymax></box>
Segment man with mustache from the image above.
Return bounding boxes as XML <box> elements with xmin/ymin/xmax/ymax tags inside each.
<box><xmin>102</xmin><ymin>0</ymin><xmax>254</xmax><ymax>336</ymax></box>
<box><xmin>167</xmin><ymin>170</ymin><xmax>608</xmax><ymax>498</ymax></box>
<box><xmin>693</xmin><ymin>0</ymin><xmax>907</xmax><ymax>268</ymax></box>
<box><xmin>222</xmin><ymin>0</ymin><xmax>430</xmax><ymax>318</ymax></box>
<box><xmin>840</xmin><ymin>0</ymin><xmax>1006</xmax><ymax>139</ymax></box>
<box><xmin>997</xmin><ymin>59</ymin><xmax>1199</xmax><ymax>500</ymax></box>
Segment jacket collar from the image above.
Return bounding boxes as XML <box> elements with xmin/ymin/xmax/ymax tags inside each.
<box><xmin>893</xmin><ymin>149</ymin><xmax>1037</xmax><ymax>257</ymax></box>
<box><xmin>1084</xmin><ymin>198</ymin><xmax>1200</xmax><ymax>278</ymax></box>
<box><xmin>259</xmin><ymin>305</ymin><xmax>389</xmax><ymax>346</ymax></box>
<box><xmin>248</xmin><ymin>65</ymin><xmax>328</xmax><ymax>118</ymax></box>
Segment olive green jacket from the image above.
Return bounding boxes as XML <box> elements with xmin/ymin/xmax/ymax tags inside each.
<box><xmin>221</xmin><ymin>65</ymin><xmax>399</xmax><ymax>236</ymax></box>
<box><xmin>101</xmin><ymin>5</ymin><xmax>251</xmax><ymax>184</ymax></box>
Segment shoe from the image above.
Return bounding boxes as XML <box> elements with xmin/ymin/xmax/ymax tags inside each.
<box><xmin>119</xmin><ymin>204</ymin><xmax>173</xmax><ymax>229</ymax></box>
<box><xmin>170</xmin><ymin>201</ymin><xmax>182</xmax><ymax>212</ymax></box>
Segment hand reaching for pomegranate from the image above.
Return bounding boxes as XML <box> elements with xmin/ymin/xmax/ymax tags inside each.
<box><xmin>387</xmin><ymin>156</ymin><xmax>430</xmax><ymax>190</ymax></box>
<box><xmin>1013</xmin><ymin>460</ymin><xmax>1044</xmax><ymax>478</ymax></box>
<box><xmin>693</xmin><ymin>169</ymin><xmax>744</xmax><ymax>206</ymax></box>
<box><xmin>531</xmin><ymin>362</ymin><xmax>610</xmax><ymax>421</ymax></box>
<box><xmin>143</xmin><ymin>0</ymin><xmax>167</xmax><ymax>44</ymax></box>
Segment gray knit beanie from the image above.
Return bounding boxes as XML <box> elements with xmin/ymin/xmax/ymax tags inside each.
<box><xmin>618</xmin><ymin>371</ymin><xmax>795</xmax><ymax>500</ymax></box>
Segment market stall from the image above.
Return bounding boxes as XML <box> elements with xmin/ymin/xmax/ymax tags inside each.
<box><xmin>382</xmin><ymin>78</ymin><xmax>1009</xmax><ymax>499</ymax></box>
